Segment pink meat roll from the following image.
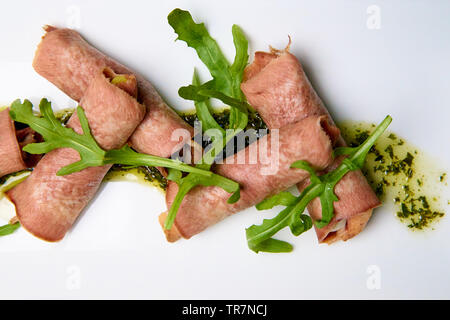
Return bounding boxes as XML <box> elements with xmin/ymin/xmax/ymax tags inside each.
<box><xmin>33</xmin><ymin>26</ymin><xmax>193</xmax><ymax>158</ymax></box>
<box><xmin>161</xmin><ymin>115</ymin><xmax>340</xmax><ymax>241</ymax></box>
<box><xmin>7</xmin><ymin>68</ymin><xmax>145</xmax><ymax>241</ymax></box>
<box><xmin>241</xmin><ymin>49</ymin><xmax>380</xmax><ymax>244</ymax></box>
<box><xmin>0</xmin><ymin>109</ymin><xmax>41</xmax><ymax>177</ymax></box>
<box><xmin>0</xmin><ymin>108</ymin><xmax>28</xmax><ymax>177</ymax></box>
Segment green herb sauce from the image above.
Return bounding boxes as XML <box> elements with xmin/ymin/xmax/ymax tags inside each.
<box><xmin>54</xmin><ymin>108</ymin><xmax>74</xmax><ymax>125</ymax></box>
<box><xmin>104</xmin><ymin>165</ymin><xmax>168</xmax><ymax>191</ymax></box>
<box><xmin>0</xmin><ymin>169</ymin><xmax>32</xmax><ymax>188</ymax></box>
<box><xmin>181</xmin><ymin>108</ymin><xmax>267</xmax><ymax>157</ymax></box>
<box><xmin>339</xmin><ymin>121</ymin><xmax>448</xmax><ymax>230</ymax></box>
<box><xmin>180</xmin><ymin>108</ymin><xmax>266</xmax><ymax>132</ymax></box>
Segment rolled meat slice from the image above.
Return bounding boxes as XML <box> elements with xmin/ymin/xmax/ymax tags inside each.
<box><xmin>0</xmin><ymin>109</ymin><xmax>41</xmax><ymax>177</ymax></box>
<box><xmin>33</xmin><ymin>26</ymin><xmax>193</xmax><ymax>157</ymax></box>
<box><xmin>161</xmin><ymin>115</ymin><xmax>340</xmax><ymax>241</ymax></box>
<box><xmin>241</xmin><ymin>49</ymin><xmax>381</xmax><ymax>244</ymax></box>
<box><xmin>0</xmin><ymin>108</ymin><xmax>28</xmax><ymax>177</ymax></box>
<box><xmin>7</xmin><ymin>68</ymin><xmax>146</xmax><ymax>241</ymax></box>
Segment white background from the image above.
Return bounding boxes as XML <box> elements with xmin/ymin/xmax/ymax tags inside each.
<box><xmin>0</xmin><ymin>0</ymin><xmax>449</xmax><ymax>299</ymax></box>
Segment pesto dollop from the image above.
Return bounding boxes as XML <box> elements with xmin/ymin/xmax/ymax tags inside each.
<box><xmin>104</xmin><ymin>165</ymin><xmax>168</xmax><ymax>191</ymax></box>
<box><xmin>340</xmin><ymin>121</ymin><xmax>448</xmax><ymax>230</ymax></box>
<box><xmin>54</xmin><ymin>108</ymin><xmax>74</xmax><ymax>125</ymax></box>
<box><xmin>181</xmin><ymin>108</ymin><xmax>266</xmax><ymax>132</ymax></box>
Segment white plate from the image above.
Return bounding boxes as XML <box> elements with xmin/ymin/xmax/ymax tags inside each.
<box><xmin>0</xmin><ymin>0</ymin><xmax>449</xmax><ymax>299</ymax></box>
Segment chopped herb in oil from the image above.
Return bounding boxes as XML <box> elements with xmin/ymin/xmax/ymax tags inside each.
<box><xmin>105</xmin><ymin>165</ymin><xmax>168</xmax><ymax>191</ymax></box>
<box><xmin>54</xmin><ymin>109</ymin><xmax>74</xmax><ymax>125</ymax></box>
<box><xmin>339</xmin><ymin>121</ymin><xmax>447</xmax><ymax>231</ymax></box>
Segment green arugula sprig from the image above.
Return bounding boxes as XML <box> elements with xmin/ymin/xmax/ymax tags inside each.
<box><xmin>9</xmin><ymin>98</ymin><xmax>239</xmax><ymax>187</ymax></box>
<box><xmin>190</xmin><ymin>70</ymin><xmax>224</xmax><ymax>134</ymax></box>
<box><xmin>163</xmin><ymin>9</ymin><xmax>251</xmax><ymax>230</ymax></box>
<box><xmin>168</xmin><ymin>8</ymin><xmax>249</xmax><ymax>130</ymax></box>
<box><xmin>163</xmin><ymin>81</ymin><xmax>243</xmax><ymax>231</ymax></box>
<box><xmin>0</xmin><ymin>222</ymin><xmax>20</xmax><ymax>237</ymax></box>
<box><xmin>246</xmin><ymin>115</ymin><xmax>392</xmax><ymax>253</ymax></box>
<box><xmin>10</xmin><ymin>99</ymin><xmax>104</xmax><ymax>175</ymax></box>
<box><xmin>178</xmin><ymin>85</ymin><xmax>250</xmax><ymax>131</ymax></box>
<box><xmin>0</xmin><ymin>171</ymin><xmax>31</xmax><ymax>237</ymax></box>
<box><xmin>164</xmin><ymin>165</ymin><xmax>240</xmax><ymax>229</ymax></box>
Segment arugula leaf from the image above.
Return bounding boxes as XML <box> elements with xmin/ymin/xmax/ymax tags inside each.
<box><xmin>255</xmin><ymin>191</ymin><xmax>297</xmax><ymax>210</ymax></box>
<box><xmin>247</xmin><ymin>115</ymin><xmax>392</xmax><ymax>253</ymax></box>
<box><xmin>10</xmin><ymin>99</ymin><xmax>105</xmax><ymax>175</ymax></box>
<box><xmin>166</xmin><ymin>168</ymin><xmax>183</xmax><ymax>184</ymax></box>
<box><xmin>251</xmin><ymin>238</ymin><xmax>293</xmax><ymax>253</ymax></box>
<box><xmin>229</xmin><ymin>24</ymin><xmax>248</xmax><ymax>128</ymax></box>
<box><xmin>290</xmin><ymin>160</ymin><xmax>337</xmax><ymax>228</ymax></box>
<box><xmin>179</xmin><ymin>85</ymin><xmax>249</xmax><ymax>130</ymax></box>
<box><xmin>198</xmin><ymin>89</ymin><xmax>249</xmax><ymax>118</ymax></box>
<box><xmin>163</xmin><ymin>90</ymin><xmax>244</xmax><ymax>231</ymax></box>
<box><xmin>247</xmin><ymin>184</ymin><xmax>318</xmax><ymax>253</ymax></box>
<box><xmin>164</xmin><ymin>172</ymin><xmax>240</xmax><ymax>230</ymax></box>
<box><xmin>230</xmin><ymin>25</ymin><xmax>248</xmax><ymax>85</ymax></box>
<box><xmin>191</xmin><ymin>69</ymin><xmax>224</xmax><ymax>134</ymax></box>
<box><xmin>163</xmin><ymin>113</ymin><xmax>242</xmax><ymax>230</ymax></box>
<box><xmin>164</xmin><ymin>126</ymin><xmax>241</xmax><ymax>230</ymax></box>
<box><xmin>168</xmin><ymin>9</ymin><xmax>233</xmax><ymax>93</ymax></box>
<box><xmin>168</xmin><ymin>8</ymin><xmax>246</xmax><ymax>99</ymax></box>
<box><xmin>160</xmin><ymin>9</ymin><xmax>252</xmax><ymax>231</ymax></box>
<box><xmin>10</xmin><ymin>99</ymin><xmax>218</xmax><ymax>177</ymax></box>
<box><xmin>289</xmin><ymin>213</ymin><xmax>313</xmax><ymax>236</ymax></box>
<box><xmin>0</xmin><ymin>222</ymin><xmax>20</xmax><ymax>236</ymax></box>
<box><xmin>168</xmin><ymin>8</ymin><xmax>249</xmax><ymax>130</ymax></box>
<box><xmin>103</xmin><ymin>144</ymin><xmax>215</xmax><ymax>177</ymax></box>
